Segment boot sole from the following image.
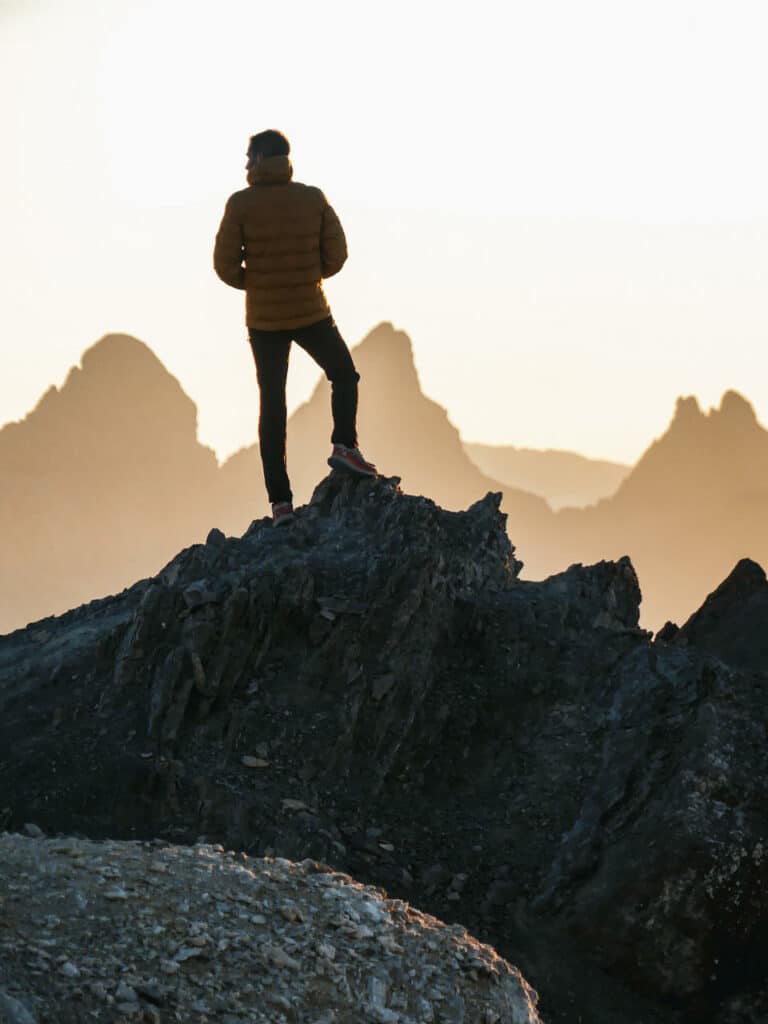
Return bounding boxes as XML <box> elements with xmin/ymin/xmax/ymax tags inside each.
<box><xmin>327</xmin><ymin>456</ymin><xmax>377</xmax><ymax>477</ymax></box>
<box><xmin>273</xmin><ymin>514</ymin><xmax>295</xmax><ymax>528</ymax></box>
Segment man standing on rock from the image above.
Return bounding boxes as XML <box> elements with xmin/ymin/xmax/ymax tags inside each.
<box><xmin>213</xmin><ymin>129</ymin><xmax>377</xmax><ymax>527</ymax></box>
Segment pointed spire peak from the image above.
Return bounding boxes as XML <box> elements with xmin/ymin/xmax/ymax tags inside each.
<box><xmin>357</xmin><ymin>321</ymin><xmax>413</xmax><ymax>354</ymax></box>
<box><xmin>354</xmin><ymin>322</ymin><xmax>420</xmax><ymax>388</ymax></box>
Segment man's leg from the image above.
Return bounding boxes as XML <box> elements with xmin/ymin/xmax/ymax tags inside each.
<box><xmin>247</xmin><ymin>329</ymin><xmax>292</xmax><ymax>504</ymax></box>
<box><xmin>292</xmin><ymin>316</ymin><xmax>360</xmax><ymax>447</ymax></box>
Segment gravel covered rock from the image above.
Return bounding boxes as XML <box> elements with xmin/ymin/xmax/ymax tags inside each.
<box><xmin>0</xmin><ymin>833</ymin><xmax>541</xmax><ymax>1024</ymax></box>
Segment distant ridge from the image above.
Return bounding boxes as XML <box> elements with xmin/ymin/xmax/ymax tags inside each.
<box><xmin>528</xmin><ymin>389</ymin><xmax>768</xmax><ymax>629</ymax></box>
<box><xmin>464</xmin><ymin>443</ymin><xmax>629</xmax><ymax>509</ymax></box>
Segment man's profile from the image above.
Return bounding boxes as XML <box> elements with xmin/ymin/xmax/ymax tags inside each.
<box><xmin>213</xmin><ymin>128</ymin><xmax>377</xmax><ymax>526</ymax></box>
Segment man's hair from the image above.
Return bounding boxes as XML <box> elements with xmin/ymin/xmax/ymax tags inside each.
<box><xmin>248</xmin><ymin>129</ymin><xmax>290</xmax><ymax>159</ymax></box>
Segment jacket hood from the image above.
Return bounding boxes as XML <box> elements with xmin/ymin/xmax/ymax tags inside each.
<box><xmin>247</xmin><ymin>154</ymin><xmax>294</xmax><ymax>186</ymax></box>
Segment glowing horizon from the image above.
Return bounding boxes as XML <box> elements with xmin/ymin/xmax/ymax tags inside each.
<box><xmin>3</xmin><ymin>0</ymin><xmax>768</xmax><ymax>465</ymax></box>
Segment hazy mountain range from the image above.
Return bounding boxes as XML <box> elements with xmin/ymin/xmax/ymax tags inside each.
<box><xmin>465</xmin><ymin>443</ymin><xmax>628</xmax><ymax>510</ymax></box>
<box><xmin>1</xmin><ymin>321</ymin><xmax>765</xmax><ymax>634</ymax></box>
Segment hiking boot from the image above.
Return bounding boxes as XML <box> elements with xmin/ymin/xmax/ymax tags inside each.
<box><xmin>328</xmin><ymin>444</ymin><xmax>377</xmax><ymax>477</ymax></box>
<box><xmin>271</xmin><ymin>501</ymin><xmax>295</xmax><ymax>527</ymax></box>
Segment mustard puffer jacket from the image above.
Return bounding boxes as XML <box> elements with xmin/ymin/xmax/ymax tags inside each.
<box><xmin>213</xmin><ymin>154</ymin><xmax>348</xmax><ymax>331</ymax></box>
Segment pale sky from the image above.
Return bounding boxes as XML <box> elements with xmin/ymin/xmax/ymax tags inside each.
<box><xmin>2</xmin><ymin>0</ymin><xmax>768</xmax><ymax>464</ymax></box>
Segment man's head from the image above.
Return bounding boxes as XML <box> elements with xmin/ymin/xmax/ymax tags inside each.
<box><xmin>246</xmin><ymin>129</ymin><xmax>290</xmax><ymax>173</ymax></box>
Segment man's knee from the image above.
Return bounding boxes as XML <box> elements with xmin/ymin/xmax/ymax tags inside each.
<box><xmin>327</xmin><ymin>362</ymin><xmax>360</xmax><ymax>385</ymax></box>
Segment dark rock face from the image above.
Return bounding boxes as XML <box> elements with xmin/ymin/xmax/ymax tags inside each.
<box><xmin>668</xmin><ymin>557</ymin><xmax>768</xmax><ymax>672</ymax></box>
<box><xmin>1</xmin><ymin>474</ymin><xmax>767</xmax><ymax>1023</ymax></box>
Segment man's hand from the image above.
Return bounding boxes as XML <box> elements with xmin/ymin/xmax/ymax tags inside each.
<box><xmin>320</xmin><ymin>196</ymin><xmax>348</xmax><ymax>279</ymax></box>
<box><xmin>213</xmin><ymin>196</ymin><xmax>246</xmax><ymax>290</ymax></box>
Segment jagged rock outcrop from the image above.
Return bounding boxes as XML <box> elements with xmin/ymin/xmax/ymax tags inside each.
<box><xmin>1</xmin><ymin>473</ymin><xmax>767</xmax><ymax>1023</ymax></box>
<box><xmin>0</xmin><ymin>833</ymin><xmax>541</xmax><ymax>1024</ymax></box>
<box><xmin>661</xmin><ymin>557</ymin><xmax>768</xmax><ymax>672</ymax></box>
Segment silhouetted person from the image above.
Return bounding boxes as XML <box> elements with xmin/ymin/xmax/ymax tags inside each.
<box><xmin>214</xmin><ymin>129</ymin><xmax>377</xmax><ymax>525</ymax></box>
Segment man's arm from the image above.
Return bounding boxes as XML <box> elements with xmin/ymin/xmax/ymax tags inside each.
<box><xmin>320</xmin><ymin>194</ymin><xmax>348</xmax><ymax>278</ymax></box>
<box><xmin>213</xmin><ymin>196</ymin><xmax>246</xmax><ymax>290</ymax></box>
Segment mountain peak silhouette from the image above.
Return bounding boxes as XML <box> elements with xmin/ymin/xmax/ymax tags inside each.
<box><xmin>671</xmin><ymin>394</ymin><xmax>703</xmax><ymax>425</ymax></box>
<box><xmin>717</xmin><ymin>388</ymin><xmax>758</xmax><ymax>425</ymax></box>
<box><xmin>351</xmin><ymin>321</ymin><xmax>421</xmax><ymax>393</ymax></box>
<box><xmin>79</xmin><ymin>332</ymin><xmax>163</xmax><ymax>372</ymax></box>
<box><xmin>621</xmin><ymin>389</ymin><xmax>764</xmax><ymax>490</ymax></box>
<box><xmin>62</xmin><ymin>333</ymin><xmax>199</xmax><ymax>439</ymax></box>
<box><xmin>0</xmin><ymin>332</ymin><xmax>221</xmax><ymax>633</ymax></box>
<box><xmin>665</xmin><ymin>390</ymin><xmax>758</xmax><ymax>436</ymax></box>
<box><xmin>12</xmin><ymin>332</ymin><xmax>202</xmax><ymax>452</ymax></box>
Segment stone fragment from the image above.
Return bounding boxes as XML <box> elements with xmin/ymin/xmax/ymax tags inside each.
<box><xmin>104</xmin><ymin>886</ymin><xmax>129</xmax><ymax>900</ymax></box>
<box><xmin>0</xmin><ymin>991</ymin><xmax>38</xmax><ymax>1024</ymax></box>
<box><xmin>268</xmin><ymin>993</ymin><xmax>293</xmax><ymax>1011</ymax></box>
<box><xmin>241</xmin><ymin>756</ymin><xmax>270</xmax><ymax>768</ymax></box>
<box><xmin>372</xmin><ymin>674</ymin><xmax>395</xmax><ymax>701</ymax></box>
<box><xmin>264</xmin><ymin>944</ymin><xmax>301</xmax><ymax>970</ymax></box>
<box><xmin>280</xmin><ymin>903</ymin><xmax>304</xmax><ymax>922</ymax></box>
<box><xmin>281</xmin><ymin>798</ymin><xmax>310</xmax><ymax>812</ymax></box>
<box><xmin>173</xmin><ymin>945</ymin><xmax>204</xmax><ymax>962</ymax></box>
<box><xmin>134</xmin><ymin>982</ymin><xmax>164</xmax><ymax>1005</ymax></box>
<box><xmin>115</xmin><ymin>981</ymin><xmax>138</xmax><ymax>1002</ymax></box>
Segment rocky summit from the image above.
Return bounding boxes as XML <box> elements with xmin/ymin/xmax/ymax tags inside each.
<box><xmin>1</xmin><ymin>473</ymin><xmax>767</xmax><ymax>1023</ymax></box>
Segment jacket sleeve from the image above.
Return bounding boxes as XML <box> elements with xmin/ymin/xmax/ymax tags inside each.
<box><xmin>320</xmin><ymin>195</ymin><xmax>348</xmax><ymax>278</ymax></box>
<box><xmin>213</xmin><ymin>196</ymin><xmax>246</xmax><ymax>290</ymax></box>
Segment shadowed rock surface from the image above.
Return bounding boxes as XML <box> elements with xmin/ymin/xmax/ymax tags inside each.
<box><xmin>661</xmin><ymin>557</ymin><xmax>768</xmax><ymax>673</ymax></box>
<box><xmin>2</xmin><ymin>473</ymin><xmax>766</xmax><ymax>1022</ymax></box>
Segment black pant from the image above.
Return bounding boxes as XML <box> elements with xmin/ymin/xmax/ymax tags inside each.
<box><xmin>248</xmin><ymin>315</ymin><xmax>360</xmax><ymax>504</ymax></box>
